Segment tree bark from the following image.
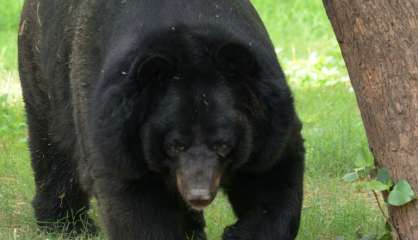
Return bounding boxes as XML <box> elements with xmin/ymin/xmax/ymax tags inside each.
<box><xmin>323</xmin><ymin>1</ymin><xmax>418</xmax><ymax>239</ymax></box>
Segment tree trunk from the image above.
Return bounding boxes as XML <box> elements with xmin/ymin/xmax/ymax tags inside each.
<box><xmin>323</xmin><ymin>1</ymin><xmax>418</xmax><ymax>239</ymax></box>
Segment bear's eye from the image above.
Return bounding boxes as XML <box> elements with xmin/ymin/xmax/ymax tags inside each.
<box><xmin>165</xmin><ymin>143</ymin><xmax>186</xmax><ymax>157</ymax></box>
<box><xmin>212</xmin><ymin>143</ymin><xmax>232</xmax><ymax>158</ymax></box>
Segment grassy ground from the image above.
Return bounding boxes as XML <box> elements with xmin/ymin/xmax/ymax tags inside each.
<box><xmin>0</xmin><ymin>0</ymin><xmax>386</xmax><ymax>239</ymax></box>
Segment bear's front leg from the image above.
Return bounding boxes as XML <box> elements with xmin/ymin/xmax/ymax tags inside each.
<box><xmin>223</xmin><ymin>155</ymin><xmax>304</xmax><ymax>240</ymax></box>
<box><xmin>94</xmin><ymin>176</ymin><xmax>206</xmax><ymax>240</ymax></box>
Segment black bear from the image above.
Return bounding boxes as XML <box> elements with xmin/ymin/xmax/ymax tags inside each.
<box><xmin>18</xmin><ymin>0</ymin><xmax>304</xmax><ymax>239</ymax></box>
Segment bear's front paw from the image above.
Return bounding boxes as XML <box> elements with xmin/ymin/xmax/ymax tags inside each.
<box><xmin>222</xmin><ymin>225</ymin><xmax>252</xmax><ymax>240</ymax></box>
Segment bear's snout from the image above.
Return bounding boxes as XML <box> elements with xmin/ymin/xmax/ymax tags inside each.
<box><xmin>185</xmin><ymin>189</ymin><xmax>212</xmax><ymax>210</ymax></box>
<box><xmin>176</xmin><ymin>145</ymin><xmax>222</xmax><ymax>210</ymax></box>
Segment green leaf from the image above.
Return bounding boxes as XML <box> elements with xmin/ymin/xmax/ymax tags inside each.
<box><xmin>343</xmin><ymin>172</ymin><xmax>359</xmax><ymax>182</ymax></box>
<box><xmin>364</xmin><ymin>180</ymin><xmax>391</xmax><ymax>192</ymax></box>
<box><xmin>387</xmin><ymin>180</ymin><xmax>416</xmax><ymax>206</ymax></box>
<box><xmin>376</xmin><ymin>168</ymin><xmax>392</xmax><ymax>187</ymax></box>
<box><xmin>355</xmin><ymin>180</ymin><xmax>389</xmax><ymax>192</ymax></box>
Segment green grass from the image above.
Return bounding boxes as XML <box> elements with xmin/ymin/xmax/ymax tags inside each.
<box><xmin>0</xmin><ymin>0</ymin><xmax>23</xmax><ymax>71</ymax></box>
<box><xmin>0</xmin><ymin>0</ymin><xmax>387</xmax><ymax>239</ymax></box>
<box><xmin>253</xmin><ymin>0</ymin><xmax>341</xmax><ymax>59</ymax></box>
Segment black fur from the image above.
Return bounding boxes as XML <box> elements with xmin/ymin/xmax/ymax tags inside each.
<box><xmin>18</xmin><ymin>0</ymin><xmax>304</xmax><ymax>239</ymax></box>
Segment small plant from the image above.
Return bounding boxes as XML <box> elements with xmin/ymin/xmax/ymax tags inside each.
<box><xmin>343</xmin><ymin>148</ymin><xmax>416</xmax><ymax>206</ymax></box>
<box><xmin>343</xmin><ymin>147</ymin><xmax>417</xmax><ymax>239</ymax></box>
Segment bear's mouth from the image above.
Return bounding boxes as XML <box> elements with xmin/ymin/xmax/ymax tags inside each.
<box><xmin>176</xmin><ymin>173</ymin><xmax>221</xmax><ymax>211</ymax></box>
<box><xmin>184</xmin><ymin>188</ymin><xmax>217</xmax><ymax>211</ymax></box>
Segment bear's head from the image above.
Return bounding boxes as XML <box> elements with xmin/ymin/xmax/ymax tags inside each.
<box><xmin>139</xmin><ymin>42</ymin><xmax>258</xmax><ymax>210</ymax></box>
<box><xmin>92</xmin><ymin>29</ymin><xmax>295</xmax><ymax>211</ymax></box>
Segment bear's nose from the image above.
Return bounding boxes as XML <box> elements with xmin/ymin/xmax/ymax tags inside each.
<box><xmin>186</xmin><ymin>189</ymin><xmax>212</xmax><ymax>209</ymax></box>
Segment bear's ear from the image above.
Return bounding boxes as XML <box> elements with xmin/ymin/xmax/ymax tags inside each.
<box><xmin>137</xmin><ymin>54</ymin><xmax>176</xmax><ymax>83</ymax></box>
<box><xmin>215</xmin><ymin>42</ymin><xmax>257</xmax><ymax>77</ymax></box>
